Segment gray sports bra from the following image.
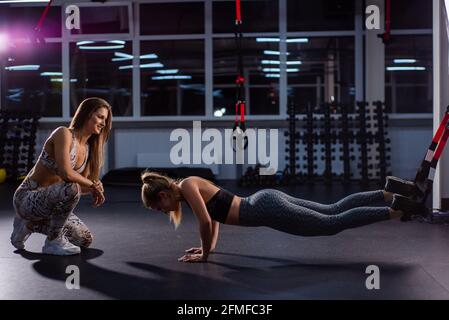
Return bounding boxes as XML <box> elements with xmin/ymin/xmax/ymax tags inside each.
<box><xmin>37</xmin><ymin>129</ymin><xmax>89</xmax><ymax>174</ymax></box>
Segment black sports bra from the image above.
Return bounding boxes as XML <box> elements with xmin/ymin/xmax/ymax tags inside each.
<box><xmin>183</xmin><ymin>185</ymin><xmax>235</xmax><ymax>223</ymax></box>
<box><xmin>205</xmin><ymin>188</ymin><xmax>235</xmax><ymax>223</ymax></box>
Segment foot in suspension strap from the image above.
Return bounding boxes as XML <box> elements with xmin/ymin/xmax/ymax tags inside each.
<box><xmin>384</xmin><ymin>176</ymin><xmax>424</xmax><ymax>199</ymax></box>
<box><xmin>391</xmin><ymin>194</ymin><xmax>429</xmax><ymax>221</ymax></box>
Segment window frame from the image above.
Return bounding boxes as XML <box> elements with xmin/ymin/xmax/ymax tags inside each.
<box><xmin>0</xmin><ymin>0</ymin><xmax>433</xmax><ymax>122</ymax></box>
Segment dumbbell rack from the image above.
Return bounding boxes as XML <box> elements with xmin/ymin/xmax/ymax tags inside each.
<box><xmin>284</xmin><ymin>102</ymin><xmax>300</xmax><ymax>180</ymax></box>
<box><xmin>282</xmin><ymin>101</ymin><xmax>391</xmax><ymax>185</ymax></box>
<box><xmin>240</xmin><ymin>101</ymin><xmax>391</xmax><ymax>187</ymax></box>
<box><xmin>356</xmin><ymin>102</ymin><xmax>369</xmax><ymax>183</ymax></box>
<box><xmin>359</xmin><ymin>101</ymin><xmax>392</xmax><ymax>184</ymax></box>
<box><xmin>338</xmin><ymin>103</ymin><xmax>353</xmax><ymax>183</ymax></box>
<box><xmin>321</xmin><ymin>103</ymin><xmax>333</xmax><ymax>183</ymax></box>
<box><xmin>0</xmin><ymin>111</ymin><xmax>40</xmax><ymax>181</ymax></box>
<box><xmin>373</xmin><ymin>101</ymin><xmax>391</xmax><ymax>183</ymax></box>
<box><xmin>303</xmin><ymin>104</ymin><xmax>317</xmax><ymax>182</ymax></box>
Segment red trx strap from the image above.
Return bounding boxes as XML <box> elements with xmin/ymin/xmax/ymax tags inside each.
<box><xmin>235</xmin><ymin>0</ymin><xmax>242</xmax><ymax>24</ymax></box>
<box><xmin>233</xmin><ymin>0</ymin><xmax>246</xmax><ymax>135</ymax></box>
<box><xmin>35</xmin><ymin>0</ymin><xmax>53</xmax><ymax>32</ymax></box>
<box><xmin>415</xmin><ymin>106</ymin><xmax>449</xmax><ymax>202</ymax></box>
<box><xmin>32</xmin><ymin>0</ymin><xmax>53</xmax><ymax>44</ymax></box>
<box><xmin>234</xmin><ymin>76</ymin><xmax>245</xmax><ymax>131</ymax></box>
<box><xmin>432</xmin><ymin>128</ymin><xmax>449</xmax><ymax>163</ymax></box>
<box><xmin>235</xmin><ymin>101</ymin><xmax>245</xmax><ymax>128</ymax></box>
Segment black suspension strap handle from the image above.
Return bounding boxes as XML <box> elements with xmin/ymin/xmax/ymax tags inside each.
<box><xmin>416</xmin><ymin>107</ymin><xmax>449</xmax><ymax>185</ymax></box>
<box><xmin>385</xmin><ymin>106</ymin><xmax>449</xmax><ymax>202</ymax></box>
<box><xmin>418</xmin><ymin>108</ymin><xmax>449</xmax><ymax>203</ymax></box>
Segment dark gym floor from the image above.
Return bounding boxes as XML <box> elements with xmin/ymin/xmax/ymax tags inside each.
<box><xmin>1</xmin><ymin>181</ymin><xmax>449</xmax><ymax>300</ymax></box>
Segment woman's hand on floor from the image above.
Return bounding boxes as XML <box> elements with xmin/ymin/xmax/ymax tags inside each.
<box><xmin>185</xmin><ymin>247</ymin><xmax>215</xmax><ymax>254</ymax></box>
<box><xmin>185</xmin><ymin>247</ymin><xmax>203</xmax><ymax>254</ymax></box>
<box><xmin>178</xmin><ymin>253</ymin><xmax>207</xmax><ymax>263</ymax></box>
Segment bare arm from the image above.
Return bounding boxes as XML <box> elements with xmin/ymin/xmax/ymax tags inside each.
<box><xmin>71</xmin><ymin>148</ymin><xmax>105</xmax><ymax>207</ymax></box>
<box><xmin>179</xmin><ymin>179</ymin><xmax>213</xmax><ymax>262</ymax></box>
<box><xmin>80</xmin><ymin>166</ymin><xmax>92</xmax><ymax>195</ymax></box>
<box><xmin>211</xmin><ymin>220</ymin><xmax>219</xmax><ymax>251</ymax></box>
<box><xmin>53</xmin><ymin>127</ymin><xmax>95</xmax><ymax>189</ymax></box>
<box><xmin>186</xmin><ymin>220</ymin><xmax>219</xmax><ymax>254</ymax></box>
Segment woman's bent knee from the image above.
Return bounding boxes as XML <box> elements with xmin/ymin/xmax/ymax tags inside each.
<box><xmin>64</xmin><ymin>182</ymin><xmax>81</xmax><ymax>199</ymax></box>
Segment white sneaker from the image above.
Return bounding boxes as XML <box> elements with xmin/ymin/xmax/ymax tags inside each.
<box><xmin>10</xmin><ymin>216</ymin><xmax>32</xmax><ymax>250</ymax></box>
<box><xmin>42</xmin><ymin>235</ymin><xmax>81</xmax><ymax>256</ymax></box>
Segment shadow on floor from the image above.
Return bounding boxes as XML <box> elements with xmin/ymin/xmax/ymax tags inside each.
<box><xmin>14</xmin><ymin>249</ymin><xmax>416</xmax><ymax>299</ymax></box>
<box><xmin>15</xmin><ymin>248</ymin><xmax>247</xmax><ymax>299</ymax></box>
<box><xmin>206</xmin><ymin>252</ymin><xmax>417</xmax><ymax>297</ymax></box>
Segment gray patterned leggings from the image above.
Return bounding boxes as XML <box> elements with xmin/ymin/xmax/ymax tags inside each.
<box><xmin>13</xmin><ymin>178</ymin><xmax>93</xmax><ymax>247</ymax></box>
<box><xmin>239</xmin><ymin>189</ymin><xmax>391</xmax><ymax>237</ymax></box>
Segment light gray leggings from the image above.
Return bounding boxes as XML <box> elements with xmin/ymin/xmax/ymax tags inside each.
<box><xmin>13</xmin><ymin>178</ymin><xmax>93</xmax><ymax>247</ymax></box>
<box><xmin>239</xmin><ymin>189</ymin><xmax>390</xmax><ymax>236</ymax></box>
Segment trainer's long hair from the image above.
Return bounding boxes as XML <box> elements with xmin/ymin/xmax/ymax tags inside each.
<box><xmin>141</xmin><ymin>171</ymin><xmax>183</xmax><ymax>228</ymax></box>
<box><xmin>69</xmin><ymin>97</ymin><xmax>112</xmax><ymax>181</ymax></box>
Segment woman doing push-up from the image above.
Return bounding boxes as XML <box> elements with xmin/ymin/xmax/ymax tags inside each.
<box><xmin>141</xmin><ymin>172</ymin><xmax>426</xmax><ymax>263</ymax></box>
